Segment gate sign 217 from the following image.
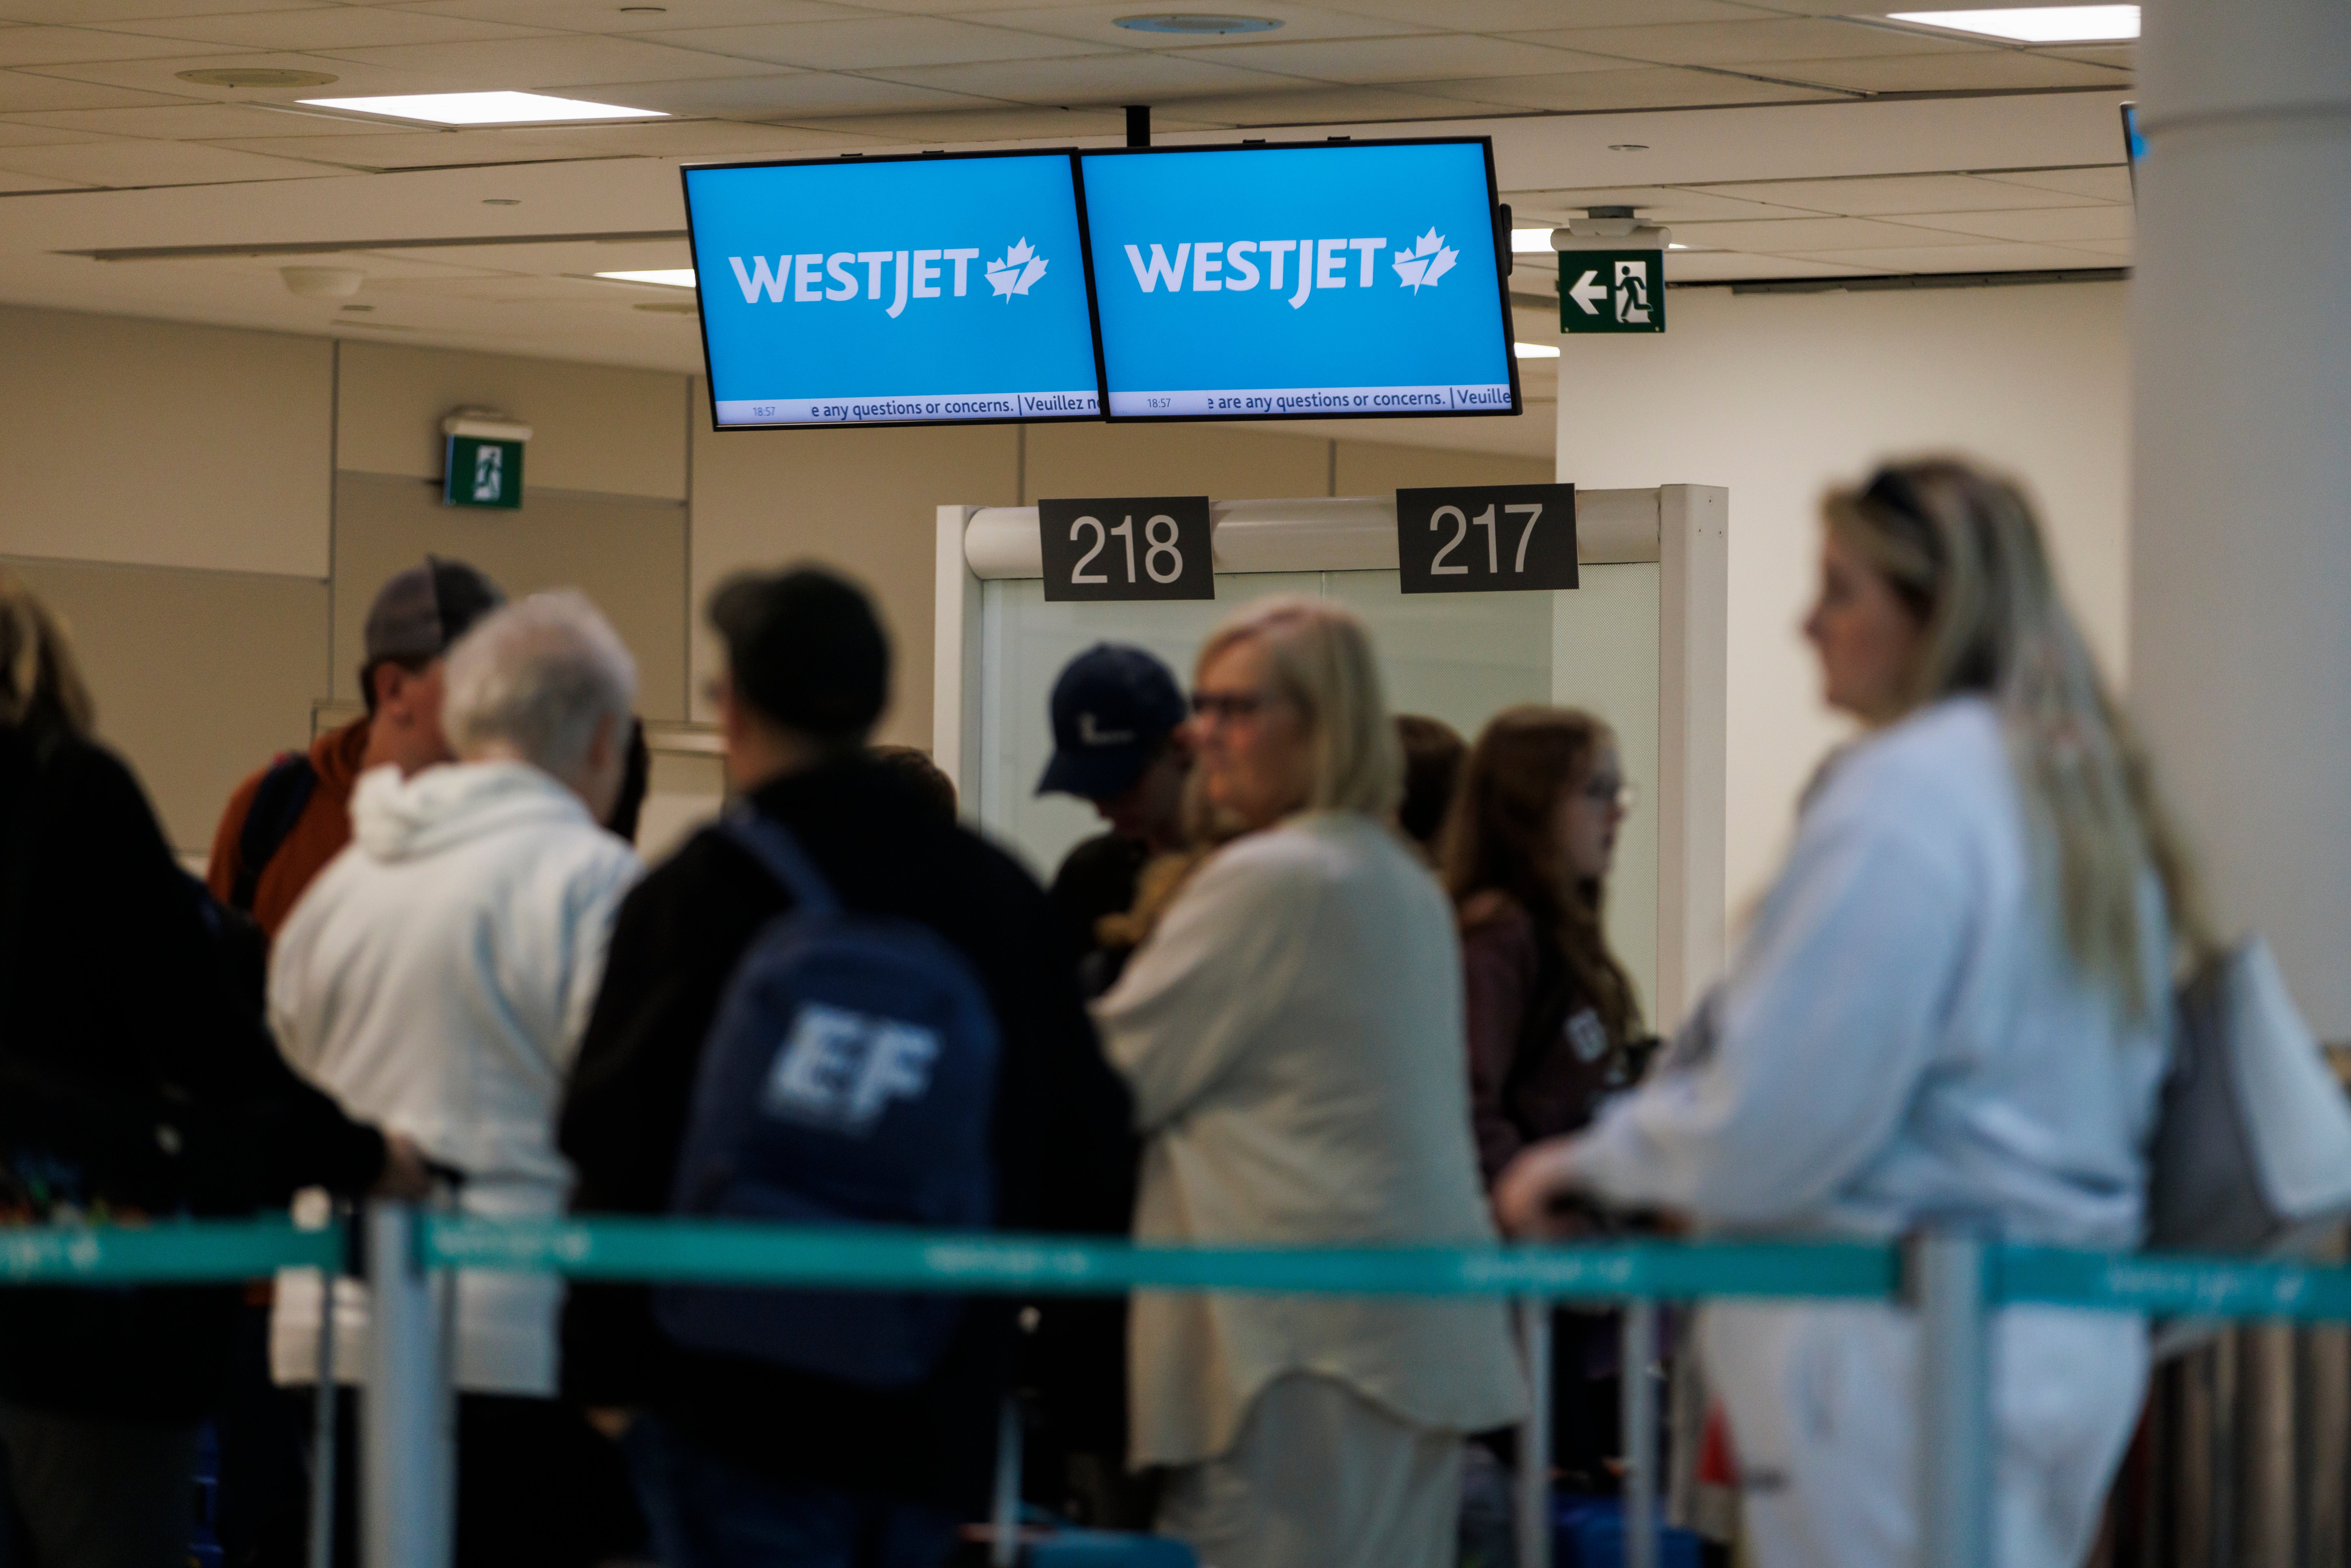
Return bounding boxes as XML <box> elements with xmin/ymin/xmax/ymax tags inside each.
<box><xmin>1559</xmin><ymin>249</ymin><xmax>1664</xmax><ymax>335</ymax></box>
<box><xmin>1395</xmin><ymin>484</ymin><xmax>1578</xmax><ymax>595</ymax></box>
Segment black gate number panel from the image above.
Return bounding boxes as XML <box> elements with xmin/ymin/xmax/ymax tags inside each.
<box><xmin>1396</xmin><ymin>483</ymin><xmax>1578</xmax><ymax>595</ymax></box>
<box><xmin>1038</xmin><ymin>496</ymin><xmax>1215</xmax><ymax>602</ymax></box>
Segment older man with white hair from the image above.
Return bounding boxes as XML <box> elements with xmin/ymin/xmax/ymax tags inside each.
<box><xmin>268</xmin><ymin>588</ymin><xmax>644</xmax><ymax>1568</ymax></box>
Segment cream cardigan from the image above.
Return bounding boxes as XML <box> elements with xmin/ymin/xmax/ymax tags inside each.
<box><xmin>1097</xmin><ymin>811</ymin><xmax>1527</xmax><ymax>1467</ymax></box>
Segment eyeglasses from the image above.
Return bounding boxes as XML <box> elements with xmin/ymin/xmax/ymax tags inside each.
<box><xmin>1581</xmin><ymin>776</ymin><xmax>1637</xmax><ymax>813</ymax></box>
<box><xmin>1190</xmin><ymin>689</ymin><xmax>1272</xmax><ymax>723</ymax></box>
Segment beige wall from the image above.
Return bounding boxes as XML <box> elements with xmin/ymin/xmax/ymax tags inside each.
<box><xmin>9</xmin><ymin>303</ymin><xmax>1556</xmax><ymax>850</ymax></box>
<box><xmin>0</xmin><ymin>306</ymin><xmax>332</xmax><ymax>578</ymax></box>
<box><xmin>9</xmin><ymin>555</ymin><xmax>328</xmax><ymax>854</ymax></box>
<box><xmin>336</xmin><ymin>340</ymin><xmax>691</xmax><ymax>500</ymax></box>
<box><xmin>1557</xmin><ymin>279</ymin><xmax>2131</xmax><ymax>915</ymax></box>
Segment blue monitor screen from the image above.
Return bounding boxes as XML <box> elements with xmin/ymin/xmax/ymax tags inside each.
<box><xmin>1077</xmin><ymin>139</ymin><xmax>1519</xmax><ymax>422</ymax></box>
<box><xmin>683</xmin><ymin>152</ymin><xmax>1102</xmax><ymax>429</ymax></box>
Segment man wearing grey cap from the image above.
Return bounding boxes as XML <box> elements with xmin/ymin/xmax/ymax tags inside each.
<box><xmin>206</xmin><ymin>556</ymin><xmax>504</xmax><ymax>943</ymax></box>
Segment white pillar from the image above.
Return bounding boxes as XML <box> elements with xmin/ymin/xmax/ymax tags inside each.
<box><xmin>2129</xmin><ymin>0</ymin><xmax>2351</xmax><ymax>1030</ymax></box>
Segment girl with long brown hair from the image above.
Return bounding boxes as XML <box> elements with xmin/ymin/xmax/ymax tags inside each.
<box><xmin>1442</xmin><ymin>705</ymin><xmax>1646</xmax><ymax>1187</ymax></box>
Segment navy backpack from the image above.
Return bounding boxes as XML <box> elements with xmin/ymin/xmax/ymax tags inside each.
<box><xmin>656</xmin><ymin>808</ymin><xmax>1001</xmax><ymax>1389</ymax></box>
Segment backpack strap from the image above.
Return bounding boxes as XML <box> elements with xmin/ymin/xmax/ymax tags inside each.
<box><xmin>231</xmin><ymin>752</ymin><xmax>318</xmax><ymax>914</ymax></box>
<box><xmin>721</xmin><ymin>805</ymin><xmax>841</xmax><ymax>918</ymax></box>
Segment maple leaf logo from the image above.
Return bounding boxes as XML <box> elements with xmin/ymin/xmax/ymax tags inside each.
<box><xmin>985</xmin><ymin>238</ymin><xmax>1049</xmax><ymax>299</ymax></box>
<box><xmin>1391</xmin><ymin>228</ymin><xmax>1457</xmax><ymax>293</ymax></box>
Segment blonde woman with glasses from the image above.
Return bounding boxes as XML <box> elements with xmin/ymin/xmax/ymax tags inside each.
<box><xmin>1096</xmin><ymin>596</ymin><xmax>1524</xmax><ymax>1568</ymax></box>
<box><xmin>1497</xmin><ymin>459</ymin><xmax>2200</xmax><ymax>1568</ymax></box>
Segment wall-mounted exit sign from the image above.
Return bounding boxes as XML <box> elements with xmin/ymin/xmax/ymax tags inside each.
<box><xmin>1559</xmin><ymin>250</ymin><xmax>1665</xmax><ymax>335</ymax></box>
<box><xmin>440</xmin><ymin>411</ymin><xmax>532</xmax><ymax>510</ymax></box>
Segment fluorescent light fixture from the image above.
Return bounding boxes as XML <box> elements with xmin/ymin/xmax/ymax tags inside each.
<box><xmin>597</xmin><ymin>268</ymin><xmax>696</xmax><ymax>288</ymax></box>
<box><xmin>1668</xmin><ymin>243</ymin><xmax>1689</xmax><ymax>250</ymax></box>
<box><xmin>1510</xmin><ymin>228</ymin><xmax>1554</xmax><ymax>253</ymax></box>
<box><xmin>1887</xmin><ymin>6</ymin><xmax>2137</xmax><ymax>42</ymax></box>
<box><xmin>298</xmin><ymin>90</ymin><xmax>665</xmax><ymax>125</ymax></box>
<box><xmin>1513</xmin><ymin>342</ymin><xmax>1561</xmax><ymax>359</ymax></box>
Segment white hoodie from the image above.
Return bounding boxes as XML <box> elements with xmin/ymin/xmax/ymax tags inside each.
<box><xmin>267</xmin><ymin>761</ymin><xmax>640</xmax><ymax>1395</ymax></box>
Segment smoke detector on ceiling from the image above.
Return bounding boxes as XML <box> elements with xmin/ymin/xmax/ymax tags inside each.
<box><xmin>280</xmin><ymin>266</ymin><xmax>364</xmax><ymax>299</ymax></box>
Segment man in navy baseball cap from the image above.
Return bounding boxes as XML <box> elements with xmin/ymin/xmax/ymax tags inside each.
<box><xmin>1037</xmin><ymin>644</ymin><xmax>1190</xmax><ymax>989</ymax></box>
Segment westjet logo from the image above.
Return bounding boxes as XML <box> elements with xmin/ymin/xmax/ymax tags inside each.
<box><xmin>1119</xmin><ymin>228</ymin><xmax>1461</xmax><ymax>309</ymax></box>
<box><xmin>727</xmin><ymin>240</ymin><xmax>1049</xmax><ymax>317</ymax></box>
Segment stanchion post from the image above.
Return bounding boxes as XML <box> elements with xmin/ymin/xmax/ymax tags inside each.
<box><xmin>364</xmin><ymin>1202</ymin><xmax>452</xmax><ymax>1568</ymax></box>
<box><xmin>1911</xmin><ymin>1224</ymin><xmax>1991</xmax><ymax>1568</ymax></box>
<box><xmin>1516</xmin><ymin>1297</ymin><xmax>1552</xmax><ymax>1568</ymax></box>
<box><xmin>309</xmin><ymin>1232</ymin><xmax>339</xmax><ymax>1568</ymax></box>
<box><xmin>1621</xmin><ymin>1301</ymin><xmax>1659</xmax><ymax>1568</ymax></box>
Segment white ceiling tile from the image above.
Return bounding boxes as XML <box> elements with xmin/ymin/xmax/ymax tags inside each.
<box><xmin>310</xmin><ymin>35</ymin><xmax>784</xmax><ymax>90</ymax></box>
<box><xmin>1405</xmin><ymin>64</ymin><xmax>1842</xmax><ymax>112</ymax></box>
<box><xmin>1505</xmin><ymin>184</ymin><xmax>1828</xmax><ymax>222</ymax></box>
<box><xmin>202</xmin><ymin>127</ymin><xmax>589</xmax><ymax>166</ymax></box>
<box><xmin>4</xmin><ymin>100</ymin><xmax>419</xmax><ymax>138</ymax></box>
<box><xmin>1887</xmin><ymin>204</ymin><xmax>2134</xmax><ymax>242</ymax></box>
<box><xmin>1179</xmin><ymin>34</ymin><xmax>1637</xmax><ymax>84</ymax></box>
<box><xmin>0</xmin><ymin>25</ymin><xmax>260</xmax><ymax>65</ymax></box>
<box><xmin>0</xmin><ymin>0</ymin><xmax>324</xmax><ymax>20</ymax></box>
<box><xmin>1671</xmin><ymin>214</ymin><xmax>1995</xmax><ymax>249</ymax></box>
<box><xmin>0</xmin><ymin>113</ymin><xmax>126</xmax><ymax>143</ymax></box>
<box><xmin>1142</xmin><ymin>82</ymin><xmax>1534</xmax><ymax>125</ymax></box>
<box><xmin>392</xmin><ymin>0</ymin><xmax>869</xmax><ymax>29</ymax></box>
<box><xmin>0</xmin><ymin>162</ymin><xmax>81</xmax><ymax>187</ymax></box>
<box><xmin>1979</xmin><ymin>164</ymin><xmax>2132</xmax><ymax>202</ymax></box>
<box><xmin>1771</xmin><ymin>241</ymin><xmax>2122</xmax><ymax>273</ymax></box>
<box><xmin>18</xmin><ymin>50</ymin><xmax>442</xmax><ymax>100</ymax></box>
<box><xmin>1512</xmin><ymin>17</ymin><xmax>1978</xmax><ymax>66</ymax></box>
<box><xmin>1327</xmin><ymin>0</ymin><xmax>1766</xmax><ymax>26</ymax></box>
<box><xmin>639</xmin><ymin>17</ymin><xmax>1106</xmax><ymax>71</ymax></box>
<box><xmin>1687</xmin><ymin>172</ymin><xmax>2097</xmax><ymax>216</ymax></box>
<box><xmin>585</xmin><ymin>70</ymin><xmax>1004</xmax><ymax>115</ymax></box>
<box><xmin>0</xmin><ymin>134</ymin><xmax>333</xmax><ymax>183</ymax></box>
<box><xmin>959</xmin><ymin>3</ymin><xmax>1444</xmax><ymax>51</ymax></box>
<box><xmin>517</xmin><ymin>116</ymin><xmax>885</xmax><ymax>153</ymax></box>
<box><xmin>1747</xmin><ymin>50</ymin><xmax>2130</xmax><ymax>93</ymax></box>
<box><xmin>765</xmin><ymin>102</ymin><xmax>1126</xmax><ymax>140</ymax></box>
<box><xmin>856</xmin><ymin>49</ymin><xmax>1311</xmax><ymax>105</ymax></box>
<box><xmin>104</xmin><ymin>9</ymin><xmax>561</xmax><ymax>50</ymax></box>
<box><xmin>1663</xmin><ymin>249</ymin><xmax>1880</xmax><ymax>281</ymax></box>
<box><xmin>0</xmin><ymin>67</ymin><xmax>200</xmax><ymax>109</ymax></box>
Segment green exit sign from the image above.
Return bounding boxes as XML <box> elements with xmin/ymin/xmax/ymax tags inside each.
<box><xmin>1559</xmin><ymin>250</ymin><xmax>1665</xmax><ymax>334</ymax></box>
<box><xmin>444</xmin><ymin>435</ymin><xmax>523</xmax><ymax>509</ymax></box>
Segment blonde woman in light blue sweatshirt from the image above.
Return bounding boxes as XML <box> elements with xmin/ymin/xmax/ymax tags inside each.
<box><xmin>1498</xmin><ymin>459</ymin><xmax>2201</xmax><ymax>1568</ymax></box>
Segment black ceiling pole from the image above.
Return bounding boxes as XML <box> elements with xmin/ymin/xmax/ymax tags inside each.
<box><xmin>1125</xmin><ymin>105</ymin><xmax>1150</xmax><ymax>148</ymax></box>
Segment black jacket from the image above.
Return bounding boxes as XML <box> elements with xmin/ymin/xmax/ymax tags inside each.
<box><xmin>558</xmin><ymin>756</ymin><xmax>1133</xmax><ymax>1510</ymax></box>
<box><xmin>0</xmin><ymin>726</ymin><xmax>387</xmax><ymax>1419</ymax></box>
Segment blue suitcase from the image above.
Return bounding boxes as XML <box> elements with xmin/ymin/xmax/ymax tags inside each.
<box><xmin>1553</xmin><ymin>1494</ymin><xmax>1703</xmax><ymax>1568</ymax></box>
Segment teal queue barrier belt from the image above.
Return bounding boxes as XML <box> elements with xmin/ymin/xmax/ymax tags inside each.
<box><xmin>2</xmin><ymin>1214</ymin><xmax>2350</xmax><ymax>1322</ymax></box>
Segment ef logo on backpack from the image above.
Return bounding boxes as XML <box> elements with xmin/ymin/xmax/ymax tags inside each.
<box><xmin>763</xmin><ymin>1003</ymin><xmax>939</xmax><ymax>1135</ymax></box>
<box><xmin>657</xmin><ymin>809</ymin><xmax>1001</xmax><ymax>1390</ymax></box>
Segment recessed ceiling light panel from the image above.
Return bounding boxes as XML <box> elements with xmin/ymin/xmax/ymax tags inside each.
<box><xmin>1887</xmin><ymin>6</ymin><xmax>2138</xmax><ymax>42</ymax></box>
<box><xmin>1114</xmin><ymin>13</ymin><xmax>1284</xmax><ymax>33</ymax></box>
<box><xmin>298</xmin><ymin>90</ymin><xmax>665</xmax><ymax>125</ymax></box>
<box><xmin>1509</xmin><ymin>227</ymin><xmax>1554</xmax><ymax>253</ymax></box>
<box><xmin>1513</xmin><ymin>342</ymin><xmax>1561</xmax><ymax>359</ymax></box>
<box><xmin>596</xmin><ymin>269</ymin><xmax>697</xmax><ymax>288</ymax></box>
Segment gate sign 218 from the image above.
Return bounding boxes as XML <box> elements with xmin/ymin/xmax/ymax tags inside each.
<box><xmin>1038</xmin><ymin>496</ymin><xmax>1216</xmax><ymax>602</ymax></box>
<box><xmin>1395</xmin><ymin>483</ymin><xmax>1578</xmax><ymax>595</ymax></box>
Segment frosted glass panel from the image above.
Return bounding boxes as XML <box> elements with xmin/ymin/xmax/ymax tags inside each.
<box><xmin>1324</xmin><ymin>571</ymin><xmax>1553</xmax><ymax>730</ymax></box>
<box><xmin>1553</xmin><ymin>563</ymin><xmax>1660</xmax><ymax>1020</ymax></box>
<box><xmin>976</xmin><ymin>572</ymin><xmax>1318</xmax><ymax>880</ymax></box>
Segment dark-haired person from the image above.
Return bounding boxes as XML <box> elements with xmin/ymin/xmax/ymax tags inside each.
<box><xmin>558</xmin><ymin>565</ymin><xmax>1131</xmax><ymax>1568</ymax></box>
<box><xmin>1443</xmin><ymin>706</ymin><xmax>1645</xmax><ymax>1188</ymax></box>
<box><xmin>868</xmin><ymin>743</ymin><xmax>957</xmax><ymax>825</ymax></box>
<box><xmin>1036</xmin><ymin>644</ymin><xmax>1190</xmax><ymax>995</ymax></box>
<box><xmin>1393</xmin><ymin>713</ymin><xmax>1465</xmax><ymax>861</ymax></box>
<box><xmin>1441</xmin><ymin>705</ymin><xmax>1647</xmax><ymax>1493</ymax></box>
<box><xmin>206</xmin><ymin>556</ymin><xmax>505</xmax><ymax>941</ymax></box>
<box><xmin>1496</xmin><ymin>460</ymin><xmax>2198</xmax><ymax>1568</ymax></box>
<box><xmin>0</xmin><ymin>571</ymin><xmax>428</xmax><ymax>1568</ymax></box>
